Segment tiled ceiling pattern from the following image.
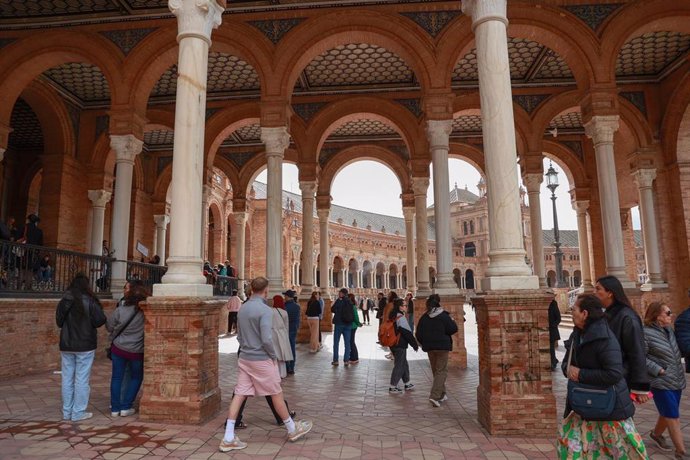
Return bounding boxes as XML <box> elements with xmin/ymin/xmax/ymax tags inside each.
<box><xmin>144</xmin><ymin>129</ymin><xmax>174</xmax><ymax>146</ymax></box>
<box><xmin>224</xmin><ymin>123</ymin><xmax>263</xmax><ymax>145</ymax></box>
<box><xmin>300</xmin><ymin>43</ymin><xmax>415</xmax><ymax>89</ymax></box>
<box><xmin>453</xmin><ymin>38</ymin><xmax>573</xmax><ymax>83</ymax></box>
<box><xmin>451</xmin><ymin>115</ymin><xmax>483</xmax><ymax>133</ymax></box>
<box><xmin>616</xmin><ymin>31</ymin><xmax>690</xmax><ymax>77</ymax></box>
<box><xmin>8</xmin><ymin>98</ymin><xmax>44</xmax><ymax>150</ymax></box>
<box><xmin>549</xmin><ymin>112</ymin><xmax>583</xmax><ymax>130</ymax></box>
<box><xmin>328</xmin><ymin>119</ymin><xmax>400</xmax><ymax>139</ymax></box>
<box><xmin>43</xmin><ymin>62</ymin><xmax>111</xmax><ymax>103</ymax></box>
<box><xmin>0</xmin><ymin>0</ymin><xmax>118</xmax><ymax>17</ymax></box>
<box><xmin>151</xmin><ymin>52</ymin><xmax>260</xmax><ymax>98</ymax></box>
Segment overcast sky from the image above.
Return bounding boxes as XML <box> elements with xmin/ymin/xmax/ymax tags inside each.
<box><xmin>256</xmin><ymin>158</ymin><xmax>641</xmax><ymax>231</ymax></box>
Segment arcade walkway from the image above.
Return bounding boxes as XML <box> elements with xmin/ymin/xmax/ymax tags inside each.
<box><xmin>0</xmin><ymin>309</ymin><xmax>685</xmax><ymax>459</ymax></box>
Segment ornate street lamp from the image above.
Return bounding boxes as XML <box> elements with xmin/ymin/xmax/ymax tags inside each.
<box><xmin>545</xmin><ymin>162</ymin><xmax>564</xmax><ymax>288</ymax></box>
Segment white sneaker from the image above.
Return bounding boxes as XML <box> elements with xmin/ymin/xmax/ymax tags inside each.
<box><xmin>429</xmin><ymin>398</ymin><xmax>441</xmax><ymax>408</ymax></box>
<box><xmin>440</xmin><ymin>394</ymin><xmax>448</xmax><ymax>402</ymax></box>
<box><xmin>288</xmin><ymin>420</ymin><xmax>313</xmax><ymax>442</ymax></box>
<box><xmin>72</xmin><ymin>412</ymin><xmax>93</xmax><ymax>422</ymax></box>
<box><xmin>120</xmin><ymin>408</ymin><xmax>136</xmax><ymax>417</ymax></box>
<box><xmin>219</xmin><ymin>437</ymin><xmax>247</xmax><ymax>452</ymax></box>
<box><xmin>110</xmin><ymin>411</ymin><xmax>119</xmax><ymax>417</ymax></box>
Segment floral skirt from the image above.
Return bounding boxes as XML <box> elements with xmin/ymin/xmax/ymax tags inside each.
<box><xmin>557</xmin><ymin>411</ymin><xmax>648</xmax><ymax>459</ymax></box>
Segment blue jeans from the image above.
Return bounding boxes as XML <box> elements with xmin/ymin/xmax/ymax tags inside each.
<box><xmin>110</xmin><ymin>353</ymin><xmax>144</xmax><ymax>412</ymax></box>
<box><xmin>286</xmin><ymin>331</ymin><xmax>297</xmax><ymax>373</ymax></box>
<box><xmin>333</xmin><ymin>324</ymin><xmax>352</xmax><ymax>363</ymax></box>
<box><xmin>61</xmin><ymin>350</ymin><xmax>95</xmax><ymax>420</ymax></box>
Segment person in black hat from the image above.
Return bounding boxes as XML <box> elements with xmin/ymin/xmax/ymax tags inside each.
<box><xmin>283</xmin><ymin>289</ymin><xmax>301</xmax><ymax>375</ymax></box>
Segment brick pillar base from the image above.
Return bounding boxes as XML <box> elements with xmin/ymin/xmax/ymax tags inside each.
<box><xmin>139</xmin><ymin>297</ymin><xmax>224</xmax><ymax>424</ymax></box>
<box><xmin>472</xmin><ymin>291</ymin><xmax>557</xmax><ymax>436</ymax></box>
<box><xmin>441</xmin><ymin>295</ymin><xmax>467</xmax><ymax>369</ymax></box>
<box><xmin>320</xmin><ymin>298</ymin><xmax>333</xmax><ymax>332</ymax></box>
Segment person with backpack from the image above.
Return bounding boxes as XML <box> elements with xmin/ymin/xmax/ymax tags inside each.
<box><xmin>306</xmin><ymin>292</ymin><xmax>321</xmax><ymax>353</ymax></box>
<box><xmin>331</xmin><ymin>288</ymin><xmax>354</xmax><ymax>366</ymax></box>
<box><xmin>387</xmin><ymin>298</ymin><xmax>418</xmax><ymax>394</ymax></box>
<box><xmin>415</xmin><ymin>294</ymin><xmax>458</xmax><ymax>407</ymax></box>
<box><xmin>360</xmin><ymin>295</ymin><xmax>372</xmax><ymax>326</ymax></box>
<box><xmin>348</xmin><ymin>293</ymin><xmax>362</xmax><ymax>364</ymax></box>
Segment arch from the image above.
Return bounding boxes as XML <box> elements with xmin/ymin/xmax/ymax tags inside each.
<box><xmin>452</xmin><ymin>103</ymin><xmax>530</xmax><ymax>158</ymax></box>
<box><xmin>618</xmin><ymin>97</ymin><xmax>655</xmax><ymax>148</ymax></box>
<box><xmin>239</xmin><ymin>154</ymin><xmax>300</xmax><ymax>199</ymax></box>
<box><xmin>271</xmin><ymin>9</ymin><xmax>437</xmax><ymax>98</ymax></box>
<box><xmin>542</xmin><ymin>140</ymin><xmax>589</xmax><ymax>189</ymax></box>
<box><xmin>529</xmin><ymin>90</ymin><xmax>583</xmax><ymax>150</ymax></box>
<box><xmin>204</xmin><ymin>102</ymin><xmax>262</xmax><ymax>173</ymax></box>
<box><xmin>453</xmin><ymin>268</ymin><xmax>462</xmax><ymax>289</ymax></box>
<box><xmin>0</xmin><ymin>31</ymin><xmax>124</xmax><ymax>127</ymax></box>
<box><xmin>465</xmin><ymin>269</ymin><xmax>475</xmax><ymax>290</ymax></box>
<box><xmin>574</xmin><ymin>270</ymin><xmax>582</xmax><ymax>287</ymax></box>
<box><xmin>547</xmin><ymin>270</ymin><xmax>557</xmax><ymax>288</ymax></box>
<box><xmin>464</xmin><ymin>242</ymin><xmax>477</xmax><ymax>258</ymax></box>
<box><xmin>317</xmin><ymin>145</ymin><xmax>410</xmax><ymax>197</ymax></box>
<box><xmin>448</xmin><ymin>143</ymin><xmax>486</xmax><ymax>176</ymax></box>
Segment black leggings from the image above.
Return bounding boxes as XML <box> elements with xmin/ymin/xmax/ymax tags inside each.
<box><xmin>362</xmin><ymin>309</ymin><xmax>370</xmax><ymax>324</ymax></box>
<box><xmin>235</xmin><ymin>394</ymin><xmax>292</xmax><ymax>424</ymax></box>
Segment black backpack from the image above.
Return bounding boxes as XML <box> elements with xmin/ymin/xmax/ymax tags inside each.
<box><xmin>340</xmin><ymin>301</ymin><xmax>354</xmax><ymax>324</ymax></box>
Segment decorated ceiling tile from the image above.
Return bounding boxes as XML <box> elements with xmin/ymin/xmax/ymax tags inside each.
<box><xmin>563</xmin><ymin>3</ymin><xmax>624</xmax><ymax>31</ymax></box>
<box><xmin>99</xmin><ymin>28</ymin><xmax>156</xmax><ymax>55</ymax></box>
<box><xmin>248</xmin><ymin>18</ymin><xmax>305</xmax><ymax>45</ymax></box>
<box><xmin>400</xmin><ymin>10</ymin><xmax>461</xmax><ymax>38</ymax></box>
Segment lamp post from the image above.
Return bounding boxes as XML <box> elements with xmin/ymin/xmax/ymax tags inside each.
<box><xmin>545</xmin><ymin>162</ymin><xmax>564</xmax><ymax>288</ymax></box>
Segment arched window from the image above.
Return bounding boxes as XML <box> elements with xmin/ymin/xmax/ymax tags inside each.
<box><xmin>470</xmin><ymin>220</ymin><xmax>475</xmax><ymax>234</ymax></box>
<box><xmin>464</xmin><ymin>242</ymin><xmax>476</xmax><ymax>257</ymax></box>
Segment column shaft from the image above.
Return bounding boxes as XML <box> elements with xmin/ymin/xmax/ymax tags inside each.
<box><xmin>234</xmin><ymin>212</ymin><xmax>248</xmax><ymax>296</ymax></box>
<box><xmin>572</xmin><ymin>201</ymin><xmax>593</xmax><ymax>290</ymax></box>
<box><xmin>300</xmin><ymin>182</ymin><xmax>316</xmax><ymax>295</ymax></box>
<box><xmin>403</xmin><ymin>207</ymin><xmax>416</xmax><ymax>292</ymax></box>
<box><xmin>154</xmin><ymin>214</ymin><xmax>170</xmax><ymax>265</ymax></box>
<box><xmin>318</xmin><ymin>209</ymin><xmax>330</xmax><ymax>298</ymax></box>
<box><xmin>633</xmin><ymin>169</ymin><xmax>665</xmax><ymax>286</ymax></box>
<box><xmin>412</xmin><ymin>178</ymin><xmax>431</xmax><ymax>296</ymax></box>
<box><xmin>88</xmin><ymin>190</ymin><xmax>112</xmax><ymax>256</ymax></box>
<box><xmin>523</xmin><ymin>174</ymin><xmax>546</xmax><ymax>287</ymax></box>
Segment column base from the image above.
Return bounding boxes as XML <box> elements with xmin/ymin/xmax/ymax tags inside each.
<box><xmin>439</xmin><ymin>295</ymin><xmax>467</xmax><ymax>369</ymax></box>
<box><xmin>153</xmin><ymin>283</ymin><xmax>213</xmax><ymax>297</ymax></box>
<box><xmin>434</xmin><ymin>273</ymin><xmax>458</xmax><ymax>292</ymax></box>
<box><xmin>320</xmin><ymin>298</ymin><xmax>333</xmax><ymax>332</ymax></box>
<box><xmin>268</xmin><ymin>278</ymin><xmax>283</xmax><ymax>296</ymax></box>
<box><xmin>472</xmin><ymin>290</ymin><xmax>558</xmax><ymax>436</ymax></box>
<box><xmin>480</xmin><ymin>275</ymin><xmax>539</xmax><ymax>292</ymax></box>
<box><xmin>139</xmin><ymin>297</ymin><xmax>224</xmax><ymax>424</ymax></box>
<box><xmin>434</xmin><ymin>286</ymin><xmax>461</xmax><ymax>296</ymax></box>
<box><xmin>297</xmin><ymin>299</ymin><xmax>310</xmax><ymax>343</ymax></box>
<box><xmin>111</xmin><ymin>277</ymin><xmax>126</xmax><ymax>300</ymax></box>
<box><xmin>640</xmin><ymin>282</ymin><xmax>668</xmax><ymax>292</ymax></box>
<box><xmin>416</xmin><ymin>285</ymin><xmax>432</xmax><ymax>298</ymax></box>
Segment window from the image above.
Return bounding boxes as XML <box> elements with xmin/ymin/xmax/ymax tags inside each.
<box><xmin>463</xmin><ymin>221</ymin><xmax>468</xmax><ymax>236</ymax></box>
<box><xmin>464</xmin><ymin>242</ymin><xmax>476</xmax><ymax>257</ymax></box>
<box><xmin>470</xmin><ymin>220</ymin><xmax>475</xmax><ymax>234</ymax></box>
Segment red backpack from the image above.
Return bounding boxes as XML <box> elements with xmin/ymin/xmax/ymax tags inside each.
<box><xmin>379</xmin><ymin>319</ymin><xmax>400</xmax><ymax>347</ymax></box>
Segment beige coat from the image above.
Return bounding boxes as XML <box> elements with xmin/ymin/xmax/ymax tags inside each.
<box><xmin>272</xmin><ymin>308</ymin><xmax>293</xmax><ymax>362</ymax></box>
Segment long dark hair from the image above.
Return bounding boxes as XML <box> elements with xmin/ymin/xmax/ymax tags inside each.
<box><xmin>387</xmin><ymin>291</ymin><xmax>399</xmax><ymax>303</ymax></box>
<box><xmin>309</xmin><ymin>292</ymin><xmax>318</xmax><ymax>303</ymax></box>
<box><xmin>389</xmin><ymin>298</ymin><xmax>404</xmax><ymax>320</ymax></box>
<box><xmin>67</xmin><ymin>273</ymin><xmax>99</xmax><ymax>318</ymax></box>
<box><xmin>426</xmin><ymin>293</ymin><xmax>441</xmax><ymax>313</ymax></box>
<box><xmin>575</xmin><ymin>294</ymin><xmax>606</xmax><ymax>328</ymax></box>
<box><xmin>596</xmin><ymin>275</ymin><xmax>632</xmax><ymax>309</ymax></box>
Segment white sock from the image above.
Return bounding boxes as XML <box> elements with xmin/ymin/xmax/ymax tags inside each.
<box><xmin>223</xmin><ymin>419</ymin><xmax>236</xmax><ymax>442</ymax></box>
<box><xmin>283</xmin><ymin>417</ymin><xmax>296</xmax><ymax>433</ymax></box>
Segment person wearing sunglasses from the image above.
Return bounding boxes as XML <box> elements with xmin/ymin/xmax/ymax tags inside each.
<box><xmin>644</xmin><ymin>302</ymin><xmax>687</xmax><ymax>459</ymax></box>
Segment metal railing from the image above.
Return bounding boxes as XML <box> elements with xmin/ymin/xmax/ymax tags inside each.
<box><xmin>0</xmin><ymin>240</ymin><xmax>112</xmax><ymax>297</ymax></box>
<box><xmin>212</xmin><ymin>275</ymin><xmax>238</xmax><ymax>297</ymax></box>
<box><xmin>125</xmin><ymin>261</ymin><xmax>167</xmax><ymax>289</ymax></box>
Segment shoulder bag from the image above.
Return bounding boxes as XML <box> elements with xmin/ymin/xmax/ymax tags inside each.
<box><xmin>566</xmin><ymin>340</ymin><xmax>616</xmax><ymax>420</ymax></box>
<box><xmin>106</xmin><ymin>308</ymin><xmax>139</xmax><ymax>360</ymax></box>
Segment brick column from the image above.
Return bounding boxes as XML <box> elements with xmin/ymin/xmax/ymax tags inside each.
<box><xmin>443</xmin><ymin>295</ymin><xmax>467</xmax><ymax>369</ymax></box>
<box><xmin>139</xmin><ymin>297</ymin><xmax>224</xmax><ymax>424</ymax></box>
<box><xmin>473</xmin><ymin>292</ymin><xmax>557</xmax><ymax>435</ymax></box>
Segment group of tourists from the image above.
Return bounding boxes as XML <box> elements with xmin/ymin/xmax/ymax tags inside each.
<box><xmin>56</xmin><ymin>276</ymin><xmax>146</xmax><ymax>422</ymax></box>
<box><xmin>558</xmin><ymin>275</ymin><xmax>690</xmax><ymax>460</ymax></box>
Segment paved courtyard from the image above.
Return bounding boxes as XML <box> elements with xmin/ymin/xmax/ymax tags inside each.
<box><xmin>1</xmin><ymin>308</ymin><xmax>687</xmax><ymax>459</ymax></box>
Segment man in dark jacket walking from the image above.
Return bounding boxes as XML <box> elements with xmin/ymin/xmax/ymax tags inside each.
<box><xmin>283</xmin><ymin>290</ymin><xmax>301</xmax><ymax>375</ymax></box>
<box><xmin>548</xmin><ymin>298</ymin><xmax>562</xmax><ymax>371</ymax></box>
<box><xmin>331</xmin><ymin>288</ymin><xmax>353</xmax><ymax>366</ymax></box>
<box><xmin>674</xmin><ymin>289</ymin><xmax>690</xmax><ymax>372</ymax></box>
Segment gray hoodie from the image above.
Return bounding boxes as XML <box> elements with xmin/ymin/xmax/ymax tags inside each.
<box><xmin>237</xmin><ymin>295</ymin><xmax>277</xmax><ymax>361</ymax></box>
<box><xmin>107</xmin><ymin>304</ymin><xmax>144</xmax><ymax>354</ymax></box>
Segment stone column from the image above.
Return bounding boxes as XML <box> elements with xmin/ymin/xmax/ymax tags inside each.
<box><xmin>523</xmin><ymin>173</ymin><xmax>546</xmax><ymax>287</ymax></box>
<box><xmin>427</xmin><ymin>119</ymin><xmax>457</xmax><ymax>293</ymax></box>
<box><xmin>317</xmin><ymin>208</ymin><xmax>330</xmax><ymax>297</ymax></box>
<box><xmin>153</xmin><ymin>214</ymin><xmax>170</xmax><ymax>265</ymax></box>
<box><xmin>572</xmin><ymin>201</ymin><xmax>594</xmax><ymax>290</ymax></box>
<box><xmin>88</xmin><ymin>190</ymin><xmax>112</xmax><ymax>256</ymax></box>
<box><xmin>403</xmin><ymin>207</ymin><xmax>416</xmax><ymax>292</ymax></box>
<box><xmin>201</xmin><ymin>184</ymin><xmax>211</xmax><ymax>262</ymax></box>
<box><xmin>233</xmin><ymin>211</ymin><xmax>248</xmax><ymax>297</ymax></box>
<box><xmin>384</xmin><ymin>271</ymin><xmax>390</xmax><ymax>290</ymax></box>
<box><xmin>261</xmin><ymin>127</ymin><xmax>290</xmax><ymax>294</ymax></box>
<box><xmin>412</xmin><ymin>177</ymin><xmax>431</xmax><ymax>297</ymax></box>
<box><xmin>299</xmin><ymin>181</ymin><xmax>316</xmax><ymax>296</ymax></box>
<box><xmin>462</xmin><ymin>0</ymin><xmax>537</xmax><ymax>291</ymax></box>
<box><xmin>109</xmin><ymin>135</ymin><xmax>142</xmax><ymax>297</ymax></box>
<box><xmin>583</xmin><ymin>115</ymin><xmax>633</xmax><ymax>287</ymax></box>
<box><xmin>154</xmin><ymin>0</ymin><xmax>223</xmax><ymax>297</ymax></box>
<box><xmin>632</xmin><ymin>169</ymin><xmax>666</xmax><ymax>288</ymax></box>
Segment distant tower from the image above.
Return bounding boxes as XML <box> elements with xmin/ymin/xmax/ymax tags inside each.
<box><xmin>477</xmin><ymin>176</ymin><xmax>487</xmax><ymax>198</ymax></box>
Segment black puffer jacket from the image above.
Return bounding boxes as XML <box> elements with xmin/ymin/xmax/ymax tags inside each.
<box><xmin>56</xmin><ymin>292</ymin><xmax>107</xmax><ymax>352</ymax></box>
<box><xmin>415</xmin><ymin>308</ymin><xmax>458</xmax><ymax>352</ymax></box>
<box><xmin>605</xmin><ymin>301</ymin><xmax>651</xmax><ymax>392</ymax></box>
<box><xmin>644</xmin><ymin>324</ymin><xmax>686</xmax><ymax>391</ymax></box>
<box><xmin>562</xmin><ymin>317</ymin><xmax>635</xmax><ymax>421</ymax></box>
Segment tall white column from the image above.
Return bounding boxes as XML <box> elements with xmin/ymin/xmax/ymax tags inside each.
<box><xmin>261</xmin><ymin>127</ymin><xmax>290</xmax><ymax>294</ymax></box>
<box><xmin>412</xmin><ymin>177</ymin><xmax>432</xmax><ymax>296</ymax></box>
<box><xmin>201</xmin><ymin>184</ymin><xmax>211</xmax><ymax>262</ymax></box>
<box><xmin>632</xmin><ymin>169</ymin><xmax>666</xmax><ymax>288</ymax></box>
<box><xmin>109</xmin><ymin>135</ymin><xmax>142</xmax><ymax>298</ymax></box>
<box><xmin>299</xmin><ymin>181</ymin><xmax>316</xmax><ymax>296</ymax></box>
<box><xmin>462</xmin><ymin>0</ymin><xmax>538</xmax><ymax>291</ymax></box>
<box><xmin>403</xmin><ymin>206</ymin><xmax>417</xmax><ymax>292</ymax></box>
<box><xmin>427</xmin><ymin>119</ymin><xmax>458</xmax><ymax>293</ymax></box>
<box><xmin>155</xmin><ymin>0</ymin><xmax>223</xmax><ymax>297</ymax></box>
<box><xmin>234</xmin><ymin>211</ymin><xmax>248</xmax><ymax>298</ymax></box>
<box><xmin>583</xmin><ymin>115</ymin><xmax>633</xmax><ymax>287</ymax></box>
<box><xmin>572</xmin><ymin>201</ymin><xmax>594</xmax><ymax>290</ymax></box>
<box><xmin>523</xmin><ymin>174</ymin><xmax>546</xmax><ymax>287</ymax></box>
<box><xmin>317</xmin><ymin>208</ymin><xmax>331</xmax><ymax>298</ymax></box>
<box><xmin>153</xmin><ymin>214</ymin><xmax>170</xmax><ymax>265</ymax></box>
<box><xmin>88</xmin><ymin>189</ymin><xmax>112</xmax><ymax>256</ymax></box>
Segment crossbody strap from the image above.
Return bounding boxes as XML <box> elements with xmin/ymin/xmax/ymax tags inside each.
<box><xmin>567</xmin><ymin>339</ymin><xmax>575</xmax><ymax>374</ymax></box>
<box><xmin>111</xmin><ymin>307</ymin><xmax>139</xmax><ymax>343</ymax></box>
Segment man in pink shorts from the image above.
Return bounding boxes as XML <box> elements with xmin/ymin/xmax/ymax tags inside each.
<box><xmin>220</xmin><ymin>276</ymin><xmax>313</xmax><ymax>452</ymax></box>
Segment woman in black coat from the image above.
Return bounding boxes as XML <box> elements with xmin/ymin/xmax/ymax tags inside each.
<box><xmin>558</xmin><ymin>294</ymin><xmax>647</xmax><ymax>458</ymax></box>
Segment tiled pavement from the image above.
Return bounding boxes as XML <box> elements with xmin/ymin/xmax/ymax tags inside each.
<box><xmin>1</xmin><ymin>308</ymin><xmax>688</xmax><ymax>459</ymax></box>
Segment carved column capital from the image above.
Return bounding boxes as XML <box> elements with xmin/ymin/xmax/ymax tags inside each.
<box><xmin>572</xmin><ymin>200</ymin><xmax>590</xmax><ymax>215</ymax></box>
<box><xmin>110</xmin><ymin>134</ymin><xmax>143</xmax><ymax>164</ymax></box>
<box><xmin>402</xmin><ymin>206</ymin><xmax>415</xmax><ymax>222</ymax></box>
<box><xmin>233</xmin><ymin>211</ymin><xmax>248</xmax><ymax>226</ymax></box>
<box><xmin>168</xmin><ymin>0</ymin><xmax>224</xmax><ymax>44</ymax></box>
<box><xmin>261</xmin><ymin>126</ymin><xmax>290</xmax><ymax>157</ymax></box>
<box><xmin>154</xmin><ymin>214</ymin><xmax>171</xmax><ymax>228</ymax></box>
<box><xmin>426</xmin><ymin>119</ymin><xmax>453</xmax><ymax>149</ymax></box>
<box><xmin>88</xmin><ymin>189</ymin><xmax>112</xmax><ymax>208</ymax></box>
<box><xmin>317</xmin><ymin>208</ymin><xmax>330</xmax><ymax>222</ymax></box>
<box><xmin>584</xmin><ymin>115</ymin><xmax>620</xmax><ymax>147</ymax></box>
<box><xmin>461</xmin><ymin>0</ymin><xmax>508</xmax><ymax>29</ymax></box>
<box><xmin>632</xmin><ymin>168</ymin><xmax>657</xmax><ymax>190</ymax></box>
<box><xmin>522</xmin><ymin>173</ymin><xmax>543</xmax><ymax>194</ymax></box>
<box><xmin>411</xmin><ymin>177</ymin><xmax>430</xmax><ymax>196</ymax></box>
<box><xmin>299</xmin><ymin>181</ymin><xmax>317</xmax><ymax>199</ymax></box>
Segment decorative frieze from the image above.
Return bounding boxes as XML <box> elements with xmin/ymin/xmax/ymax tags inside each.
<box><xmin>100</xmin><ymin>28</ymin><xmax>156</xmax><ymax>55</ymax></box>
<box><xmin>400</xmin><ymin>10</ymin><xmax>462</xmax><ymax>38</ymax></box>
<box><xmin>248</xmin><ymin>18</ymin><xmax>305</xmax><ymax>44</ymax></box>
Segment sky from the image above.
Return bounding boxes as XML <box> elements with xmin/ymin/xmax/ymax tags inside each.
<box><xmin>256</xmin><ymin>158</ymin><xmax>641</xmax><ymax>231</ymax></box>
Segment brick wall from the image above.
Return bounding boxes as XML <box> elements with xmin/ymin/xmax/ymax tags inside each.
<box><xmin>0</xmin><ymin>298</ymin><xmax>116</xmax><ymax>379</ymax></box>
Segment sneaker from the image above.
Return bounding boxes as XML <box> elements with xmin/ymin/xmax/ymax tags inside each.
<box><xmin>219</xmin><ymin>437</ymin><xmax>247</xmax><ymax>452</ymax></box>
<box><xmin>404</xmin><ymin>383</ymin><xmax>415</xmax><ymax>390</ymax></box>
<box><xmin>389</xmin><ymin>387</ymin><xmax>403</xmax><ymax>394</ymax></box>
<box><xmin>331</xmin><ymin>361</ymin><xmax>339</xmax><ymax>366</ymax></box>
<box><xmin>385</xmin><ymin>353</ymin><xmax>393</xmax><ymax>360</ymax></box>
<box><xmin>287</xmin><ymin>420</ymin><xmax>313</xmax><ymax>442</ymax></box>
<box><xmin>429</xmin><ymin>398</ymin><xmax>441</xmax><ymax>407</ymax></box>
<box><xmin>349</xmin><ymin>360</ymin><xmax>359</xmax><ymax>364</ymax></box>
<box><xmin>120</xmin><ymin>408</ymin><xmax>136</xmax><ymax>417</ymax></box>
<box><xmin>71</xmin><ymin>412</ymin><xmax>93</xmax><ymax>422</ymax></box>
<box><xmin>110</xmin><ymin>411</ymin><xmax>119</xmax><ymax>417</ymax></box>
<box><xmin>344</xmin><ymin>362</ymin><xmax>350</xmax><ymax>367</ymax></box>
<box><xmin>650</xmin><ymin>431</ymin><xmax>672</xmax><ymax>452</ymax></box>
<box><xmin>440</xmin><ymin>394</ymin><xmax>448</xmax><ymax>402</ymax></box>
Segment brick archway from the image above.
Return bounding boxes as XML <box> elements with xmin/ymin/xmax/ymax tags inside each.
<box><xmin>204</xmin><ymin>102</ymin><xmax>261</xmax><ymax>174</ymax></box>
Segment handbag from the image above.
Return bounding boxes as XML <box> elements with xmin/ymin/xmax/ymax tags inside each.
<box><xmin>106</xmin><ymin>307</ymin><xmax>139</xmax><ymax>360</ymax></box>
<box><xmin>566</xmin><ymin>340</ymin><xmax>616</xmax><ymax>420</ymax></box>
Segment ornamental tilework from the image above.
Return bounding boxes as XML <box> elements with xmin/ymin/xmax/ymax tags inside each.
<box><xmin>560</xmin><ymin>140</ymin><xmax>584</xmax><ymax>161</ymax></box>
<box><xmin>293</xmin><ymin>102</ymin><xmax>327</xmax><ymax>122</ymax></box>
<box><xmin>394</xmin><ymin>98</ymin><xmax>423</xmax><ymax>118</ymax></box>
<box><xmin>8</xmin><ymin>98</ymin><xmax>43</xmax><ymax>150</ymax></box>
<box><xmin>513</xmin><ymin>94</ymin><xmax>550</xmax><ymax>114</ymax></box>
<box><xmin>400</xmin><ymin>10</ymin><xmax>462</xmax><ymax>38</ymax></box>
<box><xmin>563</xmin><ymin>3</ymin><xmax>623</xmax><ymax>31</ymax></box>
<box><xmin>95</xmin><ymin>115</ymin><xmax>109</xmax><ymax>138</ymax></box>
<box><xmin>248</xmin><ymin>18</ymin><xmax>305</xmax><ymax>45</ymax></box>
<box><xmin>620</xmin><ymin>91</ymin><xmax>648</xmax><ymax>116</ymax></box>
<box><xmin>99</xmin><ymin>28</ymin><xmax>156</xmax><ymax>55</ymax></box>
<box><xmin>319</xmin><ymin>147</ymin><xmax>341</xmax><ymax>166</ymax></box>
<box><xmin>222</xmin><ymin>151</ymin><xmax>258</xmax><ymax>169</ymax></box>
